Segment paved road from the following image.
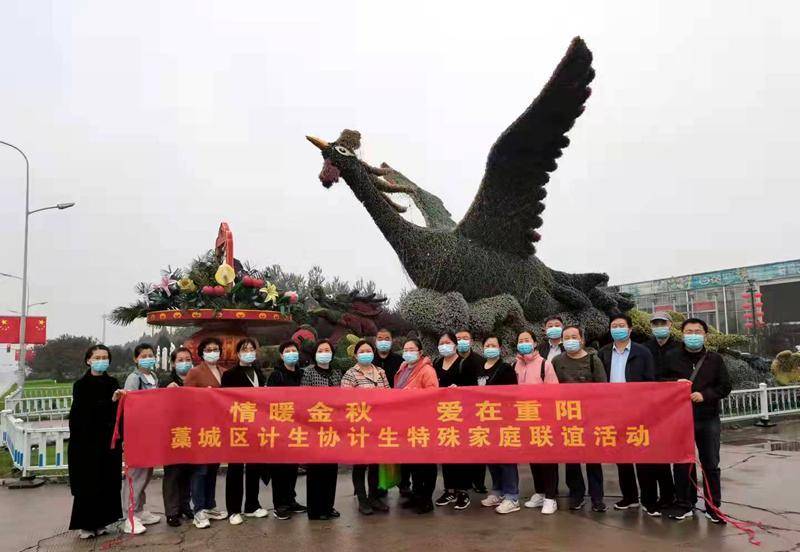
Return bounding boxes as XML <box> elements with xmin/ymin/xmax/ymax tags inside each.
<box><xmin>2</xmin><ymin>421</ymin><xmax>799</xmax><ymax>552</ymax></box>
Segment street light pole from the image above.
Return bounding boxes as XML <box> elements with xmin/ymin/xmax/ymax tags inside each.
<box><xmin>1</xmin><ymin>140</ymin><xmax>75</xmax><ymax>387</ymax></box>
<box><xmin>102</xmin><ymin>314</ymin><xmax>107</xmax><ymax>343</ymax></box>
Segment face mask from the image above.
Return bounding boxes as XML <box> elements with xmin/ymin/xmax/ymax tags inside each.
<box><xmin>653</xmin><ymin>326</ymin><xmax>671</xmax><ymax>339</ymax></box>
<box><xmin>357</xmin><ymin>352</ymin><xmax>374</xmax><ymax>365</ymax></box>
<box><xmin>376</xmin><ymin>340</ymin><xmax>392</xmax><ymax>353</ymax></box>
<box><xmin>175</xmin><ymin>361</ymin><xmax>193</xmax><ymax>375</ymax></box>
<box><xmin>315</xmin><ymin>352</ymin><xmax>332</xmax><ymax>365</ymax></box>
<box><xmin>239</xmin><ymin>351</ymin><xmax>257</xmax><ymax>364</ymax></box>
<box><xmin>203</xmin><ymin>351</ymin><xmax>220</xmax><ymax>364</ymax></box>
<box><xmin>563</xmin><ymin>339</ymin><xmax>582</xmax><ymax>353</ymax></box>
<box><xmin>610</xmin><ymin>327</ymin><xmax>630</xmax><ymax>342</ymax></box>
<box><xmin>91</xmin><ymin>359</ymin><xmax>109</xmax><ymax>373</ymax></box>
<box><xmin>517</xmin><ymin>342</ymin><xmax>534</xmax><ymax>355</ymax></box>
<box><xmin>684</xmin><ymin>334</ymin><xmax>705</xmax><ymax>350</ymax></box>
<box><xmin>402</xmin><ymin>351</ymin><xmax>419</xmax><ymax>364</ymax></box>
<box><xmin>456</xmin><ymin>340</ymin><xmax>471</xmax><ymax>353</ymax></box>
<box><xmin>438</xmin><ymin>343</ymin><xmax>455</xmax><ymax>357</ymax></box>
<box><xmin>545</xmin><ymin>327</ymin><xmax>563</xmax><ymax>340</ymax></box>
<box><xmin>483</xmin><ymin>347</ymin><xmax>501</xmax><ymax>359</ymax></box>
<box><xmin>138</xmin><ymin>357</ymin><xmax>157</xmax><ymax>370</ymax></box>
<box><xmin>283</xmin><ymin>351</ymin><xmax>299</xmax><ymax>365</ymax></box>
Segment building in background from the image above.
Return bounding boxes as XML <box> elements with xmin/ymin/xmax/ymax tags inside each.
<box><xmin>616</xmin><ymin>259</ymin><xmax>800</xmax><ymax>354</ymax></box>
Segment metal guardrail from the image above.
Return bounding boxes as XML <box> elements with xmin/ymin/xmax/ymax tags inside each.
<box><xmin>720</xmin><ymin>383</ymin><xmax>800</xmax><ymax>423</ymax></box>
<box><xmin>4</xmin><ymin>389</ymin><xmax>72</xmax><ymax>417</ymax></box>
<box><xmin>1</xmin><ymin>409</ymin><xmax>69</xmax><ymax>476</ymax></box>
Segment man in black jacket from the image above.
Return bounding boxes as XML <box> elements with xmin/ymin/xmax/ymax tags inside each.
<box><xmin>373</xmin><ymin>328</ymin><xmax>403</xmax><ymax>387</ymax></box>
<box><xmin>598</xmin><ymin>314</ymin><xmax>657</xmax><ymax>514</ymax></box>
<box><xmin>663</xmin><ymin>318</ymin><xmax>732</xmax><ymax>523</ymax></box>
<box><xmin>537</xmin><ymin>315</ymin><xmax>566</xmax><ymax>362</ymax></box>
<box><xmin>456</xmin><ymin>329</ymin><xmax>488</xmax><ymax>494</ymax></box>
<box><xmin>644</xmin><ymin>312</ymin><xmax>680</xmax><ymax>510</ymax></box>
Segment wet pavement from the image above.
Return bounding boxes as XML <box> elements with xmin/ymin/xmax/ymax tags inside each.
<box><xmin>2</xmin><ymin>420</ymin><xmax>799</xmax><ymax>552</ymax></box>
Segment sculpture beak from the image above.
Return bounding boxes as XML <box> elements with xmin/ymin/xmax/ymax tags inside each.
<box><xmin>306</xmin><ymin>136</ymin><xmax>329</xmax><ymax>150</ymax></box>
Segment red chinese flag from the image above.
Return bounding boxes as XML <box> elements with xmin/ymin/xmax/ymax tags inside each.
<box><xmin>25</xmin><ymin>317</ymin><xmax>47</xmax><ymax>345</ymax></box>
<box><xmin>0</xmin><ymin>317</ymin><xmax>21</xmax><ymax>344</ymax></box>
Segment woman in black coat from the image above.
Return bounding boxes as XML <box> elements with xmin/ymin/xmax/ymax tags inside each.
<box><xmin>68</xmin><ymin>344</ymin><xmax>124</xmax><ymax>539</ymax></box>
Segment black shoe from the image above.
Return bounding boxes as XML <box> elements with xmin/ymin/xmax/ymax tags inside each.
<box><xmin>472</xmin><ymin>485</ymin><xmax>488</xmax><ymax>494</ymax></box>
<box><xmin>399</xmin><ymin>486</ymin><xmax>412</xmax><ymax>498</ymax></box>
<box><xmin>401</xmin><ymin>497</ymin><xmax>418</xmax><ymax>509</ymax></box>
<box><xmin>614</xmin><ymin>499</ymin><xmax>640</xmax><ymax>510</ymax></box>
<box><xmin>454</xmin><ymin>491</ymin><xmax>471</xmax><ymax>510</ymax></box>
<box><xmin>166</xmin><ymin>515</ymin><xmax>181</xmax><ymax>527</ymax></box>
<box><xmin>180</xmin><ymin>509</ymin><xmax>194</xmax><ymax>521</ymax></box>
<box><xmin>568</xmin><ymin>497</ymin><xmax>585</xmax><ymax>510</ymax></box>
<box><xmin>435</xmin><ymin>491</ymin><xmax>456</xmax><ymax>507</ymax></box>
<box><xmin>415</xmin><ymin>500</ymin><xmax>434</xmax><ymax>514</ymax></box>
<box><xmin>591</xmin><ymin>501</ymin><xmax>607</xmax><ymax>513</ymax></box>
<box><xmin>358</xmin><ymin>498</ymin><xmax>374</xmax><ymax>515</ymax></box>
<box><xmin>308</xmin><ymin>514</ymin><xmax>331</xmax><ymax>521</ymax></box>
<box><xmin>369</xmin><ymin>497</ymin><xmax>390</xmax><ymax>512</ymax></box>
<box><xmin>644</xmin><ymin>505</ymin><xmax>662</xmax><ymax>517</ymax></box>
<box><xmin>274</xmin><ymin>507</ymin><xmax>292</xmax><ymax>520</ymax></box>
<box><xmin>704</xmin><ymin>510</ymin><xmax>726</xmax><ymax>524</ymax></box>
<box><xmin>668</xmin><ymin>509</ymin><xmax>694</xmax><ymax>520</ymax></box>
<box><xmin>288</xmin><ymin>501</ymin><xmax>307</xmax><ymax>513</ymax></box>
<box><xmin>328</xmin><ymin>508</ymin><xmax>340</xmax><ymax>518</ymax></box>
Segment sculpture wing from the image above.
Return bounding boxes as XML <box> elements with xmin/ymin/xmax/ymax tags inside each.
<box><xmin>456</xmin><ymin>37</ymin><xmax>594</xmax><ymax>257</ymax></box>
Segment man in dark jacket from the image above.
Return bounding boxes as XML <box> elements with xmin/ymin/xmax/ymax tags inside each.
<box><xmin>456</xmin><ymin>328</ymin><xmax>488</xmax><ymax>494</ymax></box>
<box><xmin>663</xmin><ymin>318</ymin><xmax>732</xmax><ymax>524</ymax></box>
<box><xmin>373</xmin><ymin>328</ymin><xmax>403</xmax><ymax>387</ymax></box>
<box><xmin>644</xmin><ymin>312</ymin><xmax>680</xmax><ymax>510</ymax></box>
<box><xmin>537</xmin><ymin>315</ymin><xmax>566</xmax><ymax>362</ymax></box>
<box><xmin>598</xmin><ymin>314</ymin><xmax>657</xmax><ymax>514</ymax></box>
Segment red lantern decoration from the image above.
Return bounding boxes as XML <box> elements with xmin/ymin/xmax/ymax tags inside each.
<box><xmin>754</xmin><ymin>302</ymin><xmax>763</xmax><ymax>308</ymax></box>
<box><xmin>743</xmin><ymin>312</ymin><xmax>753</xmax><ymax>319</ymax></box>
<box><xmin>754</xmin><ymin>292</ymin><xmax>762</xmax><ymax>298</ymax></box>
<box><xmin>744</xmin><ymin>322</ymin><xmax>753</xmax><ymax>329</ymax></box>
<box><xmin>741</xmin><ymin>292</ymin><xmax>752</xmax><ymax>299</ymax></box>
<box><xmin>743</xmin><ymin>303</ymin><xmax>752</xmax><ymax>310</ymax></box>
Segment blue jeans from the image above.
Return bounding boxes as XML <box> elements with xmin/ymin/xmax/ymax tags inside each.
<box><xmin>488</xmin><ymin>463</ymin><xmax>519</xmax><ymax>500</ymax></box>
<box><xmin>191</xmin><ymin>464</ymin><xmax>219</xmax><ymax>513</ymax></box>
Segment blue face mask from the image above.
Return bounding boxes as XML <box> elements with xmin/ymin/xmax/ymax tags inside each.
<box><xmin>239</xmin><ymin>351</ymin><xmax>257</xmax><ymax>364</ymax></box>
<box><xmin>545</xmin><ymin>327</ymin><xmax>563</xmax><ymax>340</ymax></box>
<box><xmin>175</xmin><ymin>361</ymin><xmax>193</xmax><ymax>375</ymax></box>
<box><xmin>315</xmin><ymin>352</ymin><xmax>332</xmax><ymax>365</ymax></box>
<box><xmin>357</xmin><ymin>352</ymin><xmax>375</xmax><ymax>365</ymax></box>
<box><xmin>483</xmin><ymin>347</ymin><xmax>501</xmax><ymax>359</ymax></box>
<box><xmin>91</xmin><ymin>359</ymin><xmax>109</xmax><ymax>373</ymax></box>
<box><xmin>283</xmin><ymin>351</ymin><xmax>299</xmax><ymax>365</ymax></box>
<box><xmin>652</xmin><ymin>326</ymin><xmax>671</xmax><ymax>340</ymax></box>
<box><xmin>610</xmin><ymin>327</ymin><xmax>630</xmax><ymax>342</ymax></box>
<box><xmin>684</xmin><ymin>334</ymin><xmax>705</xmax><ymax>350</ymax></box>
<box><xmin>376</xmin><ymin>340</ymin><xmax>392</xmax><ymax>353</ymax></box>
<box><xmin>456</xmin><ymin>340</ymin><xmax>470</xmax><ymax>353</ymax></box>
<box><xmin>438</xmin><ymin>343</ymin><xmax>455</xmax><ymax>357</ymax></box>
<box><xmin>203</xmin><ymin>351</ymin><xmax>220</xmax><ymax>364</ymax></box>
<box><xmin>517</xmin><ymin>342</ymin><xmax>534</xmax><ymax>355</ymax></box>
<box><xmin>402</xmin><ymin>351</ymin><xmax>419</xmax><ymax>364</ymax></box>
<box><xmin>138</xmin><ymin>357</ymin><xmax>157</xmax><ymax>370</ymax></box>
<box><xmin>563</xmin><ymin>339</ymin><xmax>582</xmax><ymax>353</ymax></box>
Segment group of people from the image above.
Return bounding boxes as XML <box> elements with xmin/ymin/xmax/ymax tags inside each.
<box><xmin>67</xmin><ymin>313</ymin><xmax>731</xmax><ymax>539</ymax></box>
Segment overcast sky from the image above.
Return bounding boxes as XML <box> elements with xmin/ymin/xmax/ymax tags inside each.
<box><xmin>1</xmin><ymin>0</ymin><xmax>798</xmax><ymax>346</ymax></box>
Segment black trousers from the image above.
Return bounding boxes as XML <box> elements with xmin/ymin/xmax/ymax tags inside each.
<box><xmin>306</xmin><ymin>463</ymin><xmax>338</xmax><ymax>517</ymax></box>
<box><xmin>270</xmin><ymin>464</ymin><xmax>299</xmax><ymax>509</ymax></box>
<box><xmin>617</xmin><ymin>464</ymin><xmax>657</xmax><ymax>507</ymax></box>
<box><xmin>162</xmin><ymin>464</ymin><xmax>193</xmax><ymax>517</ymax></box>
<box><xmin>530</xmin><ymin>463</ymin><xmax>558</xmax><ymax>499</ymax></box>
<box><xmin>399</xmin><ymin>464</ymin><xmax>412</xmax><ymax>490</ymax></box>
<box><xmin>352</xmin><ymin>464</ymin><xmax>379</xmax><ymax>500</ymax></box>
<box><xmin>472</xmin><ymin>464</ymin><xmax>487</xmax><ymax>489</ymax></box>
<box><xmin>674</xmin><ymin>417</ymin><xmax>721</xmax><ymax>511</ymax></box>
<box><xmin>410</xmin><ymin>464</ymin><xmax>437</xmax><ymax>501</ymax></box>
<box><xmin>442</xmin><ymin>464</ymin><xmax>472</xmax><ymax>491</ymax></box>
<box><xmin>225</xmin><ymin>463</ymin><xmax>263</xmax><ymax>514</ymax></box>
<box><xmin>652</xmin><ymin>463</ymin><xmax>675</xmax><ymax>505</ymax></box>
<box><xmin>565</xmin><ymin>463</ymin><xmax>603</xmax><ymax>501</ymax></box>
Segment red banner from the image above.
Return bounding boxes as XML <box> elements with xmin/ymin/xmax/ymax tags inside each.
<box><xmin>0</xmin><ymin>316</ymin><xmax>47</xmax><ymax>345</ymax></box>
<box><xmin>119</xmin><ymin>383</ymin><xmax>695</xmax><ymax>468</ymax></box>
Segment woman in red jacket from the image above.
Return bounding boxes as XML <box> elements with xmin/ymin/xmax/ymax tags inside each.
<box><xmin>394</xmin><ymin>338</ymin><xmax>438</xmax><ymax>513</ymax></box>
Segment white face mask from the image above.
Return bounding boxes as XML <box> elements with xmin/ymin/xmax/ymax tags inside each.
<box><xmin>203</xmin><ymin>351</ymin><xmax>221</xmax><ymax>364</ymax></box>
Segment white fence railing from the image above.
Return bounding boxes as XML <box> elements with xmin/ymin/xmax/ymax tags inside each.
<box><xmin>0</xmin><ymin>409</ymin><xmax>70</xmax><ymax>476</ymax></box>
<box><xmin>720</xmin><ymin>383</ymin><xmax>800</xmax><ymax>423</ymax></box>
<box><xmin>4</xmin><ymin>390</ymin><xmax>72</xmax><ymax>417</ymax></box>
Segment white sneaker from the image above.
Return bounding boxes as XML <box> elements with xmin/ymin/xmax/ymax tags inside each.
<box><xmin>481</xmin><ymin>495</ymin><xmax>503</xmax><ymax>507</ymax></box>
<box><xmin>525</xmin><ymin>493</ymin><xmax>545</xmax><ymax>509</ymax></box>
<box><xmin>193</xmin><ymin>511</ymin><xmax>211</xmax><ymax>529</ymax></box>
<box><xmin>542</xmin><ymin>498</ymin><xmax>558</xmax><ymax>515</ymax></box>
<box><xmin>78</xmin><ymin>530</ymin><xmax>95</xmax><ymax>539</ymax></box>
<box><xmin>95</xmin><ymin>527</ymin><xmax>109</xmax><ymax>536</ymax></box>
<box><xmin>229</xmin><ymin>513</ymin><xmax>244</xmax><ymax>525</ymax></box>
<box><xmin>495</xmin><ymin>498</ymin><xmax>521</xmax><ymax>514</ymax></box>
<box><xmin>205</xmin><ymin>508</ymin><xmax>228</xmax><ymax>520</ymax></box>
<box><xmin>244</xmin><ymin>508</ymin><xmax>268</xmax><ymax>518</ymax></box>
<box><xmin>138</xmin><ymin>510</ymin><xmax>161</xmax><ymax>525</ymax></box>
<box><xmin>122</xmin><ymin>517</ymin><xmax>146</xmax><ymax>535</ymax></box>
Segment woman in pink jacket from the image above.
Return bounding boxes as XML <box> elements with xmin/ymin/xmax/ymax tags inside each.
<box><xmin>394</xmin><ymin>338</ymin><xmax>438</xmax><ymax>513</ymax></box>
<box><xmin>514</xmin><ymin>330</ymin><xmax>560</xmax><ymax>515</ymax></box>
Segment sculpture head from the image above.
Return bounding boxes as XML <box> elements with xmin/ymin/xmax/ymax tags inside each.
<box><xmin>307</xmin><ymin>129</ymin><xmax>363</xmax><ymax>188</ymax></box>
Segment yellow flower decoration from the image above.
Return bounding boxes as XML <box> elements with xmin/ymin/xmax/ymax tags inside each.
<box><xmin>259</xmin><ymin>282</ymin><xmax>279</xmax><ymax>304</ymax></box>
<box><xmin>177</xmin><ymin>277</ymin><xmax>197</xmax><ymax>293</ymax></box>
<box><xmin>215</xmin><ymin>263</ymin><xmax>236</xmax><ymax>286</ymax></box>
